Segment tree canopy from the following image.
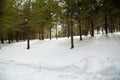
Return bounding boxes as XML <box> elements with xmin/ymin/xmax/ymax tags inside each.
<box><xmin>0</xmin><ymin>0</ymin><xmax>120</xmax><ymax>49</ymax></box>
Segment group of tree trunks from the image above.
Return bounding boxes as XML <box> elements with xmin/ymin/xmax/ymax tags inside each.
<box><xmin>0</xmin><ymin>0</ymin><xmax>120</xmax><ymax>49</ymax></box>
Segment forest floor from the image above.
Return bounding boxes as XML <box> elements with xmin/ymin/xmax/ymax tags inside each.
<box><xmin>0</xmin><ymin>32</ymin><xmax>120</xmax><ymax>80</ymax></box>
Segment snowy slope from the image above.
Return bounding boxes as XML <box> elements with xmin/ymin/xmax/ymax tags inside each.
<box><xmin>0</xmin><ymin>32</ymin><xmax>120</xmax><ymax>80</ymax></box>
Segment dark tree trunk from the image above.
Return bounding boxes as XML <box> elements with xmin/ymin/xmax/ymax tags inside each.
<box><xmin>11</xmin><ymin>34</ymin><xmax>14</xmax><ymax>42</ymax></box>
<box><xmin>34</xmin><ymin>32</ymin><xmax>36</xmax><ymax>39</ymax></box>
<box><xmin>78</xmin><ymin>18</ymin><xmax>82</xmax><ymax>40</ymax></box>
<box><xmin>8</xmin><ymin>39</ymin><xmax>11</xmax><ymax>43</ymax></box>
<box><xmin>26</xmin><ymin>27</ymin><xmax>30</xmax><ymax>49</ymax></box>
<box><xmin>67</xmin><ymin>26</ymin><xmax>70</xmax><ymax>38</ymax></box>
<box><xmin>91</xmin><ymin>19</ymin><xmax>94</xmax><ymax>37</ymax></box>
<box><xmin>41</xmin><ymin>26</ymin><xmax>44</xmax><ymax>40</ymax></box>
<box><xmin>70</xmin><ymin>13</ymin><xmax>74</xmax><ymax>49</ymax></box>
<box><xmin>49</xmin><ymin>27</ymin><xmax>52</xmax><ymax>40</ymax></box>
<box><xmin>102</xmin><ymin>27</ymin><xmax>104</xmax><ymax>34</ymax></box>
<box><xmin>27</xmin><ymin>31</ymin><xmax>30</xmax><ymax>49</ymax></box>
<box><xmin>97</xmin><ymin>27</ymin><xmax>100</xmax><ymax>34</ymax></box>
<box><xmin>16</xmin><ymin>31</ymin><xmax>19</xmax><ymax>42</ymax></box>
<box><xmin>1</xmin><ymin>36</ymin><xmax>4</xmax><ymax>44</ymax></box>
<box><xmin>26</xmin><ymin>0</ymin><xmax>31</xmax><ymax>49</ymax></box>
<box><xmin>97</xmin><ymin>27</ymin><xmax>98</xmax><ymax>34</ymax></box>
<box><xmin>110</xmin><ymin>23</ymin><xmax>114</xmax><ymax>33</ymax></box>
<box><xmin>38</xmin><ymin>29</ymin><xmax>41</xmax><ymax>40</ymax></box>
<box><xmin>47</xmin><ymin>33</ymin><xmax>49</xmax><ymax>39</ymax></box>
<box><xmin>119</xmin><ymin>19</ymin><xmax>120</xmax><ymax>31</ymax></box>
<box><xmin>16</xmin><ymin>37</ymin><xmax>19</xmax><ymax>42</ymax></box>
<box><xmin>27</xmin><ymin>38</ymin><xmax>30</xmax><ymax>49</ymax></box>
<box><xmin>104</xmin><ymin>15</ymin><xmax>108</xmax><ymax>34</ymax></box>
<box><xmin>109</xmin><ymin>17</ymin><xmax>114</xmax><ymax>33</ymax></box>
<box><xmin>1</xmin><ymin>39</ymin><xmax>4</xmax><ymax>44</ymax></box>
<box><xmin>8</xmin><ymin>34</ymin><xmax>11</xmax><ymax>43</ymax></box>
<box><xmin>56</xmin><ymin>24</ymin><xmax>58</xmax><ymax>39</ymax></box>
<box><xmin>67</xmin><ymin>21</ymin><xmax>70</xmax><ymax>38</ymax></box>
<box><xmin>85</xmin><ymin>18</ymin><xmax>89</xmax><ymax>36</ymax></box>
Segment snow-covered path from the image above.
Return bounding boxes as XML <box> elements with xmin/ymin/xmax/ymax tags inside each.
<box><xmin>0</xmin><ymin>33</ymin><xmax>120</xmax><ymax>80</ymax></box>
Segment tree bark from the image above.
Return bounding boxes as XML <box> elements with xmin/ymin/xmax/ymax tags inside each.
<box><xmin>56</xmin><ymin>24</ymin><xmax>58</xmax><ymax>39</ymax></box>
<box><xmin>50</xmin><ymin>27</ymin><xmax>52</xmax><ymax>40</ymax></box>
<box><xmin>16</xmin><ymin>31</ymin><xmax>19</xmax><ymax>42</ymax></box>
<box><xmin>26</xmin><ymin>27</ymin><xmax>30</xmax><ymax>49</ymax></box>
<box><xmin>91</xmin><ymin>19</ymin><xmax>94</xmax><ymax>37</ymax></box>
<box><xmin>67</xmin><ymin>20</ymin><xmax>70</xmax><ymax>38</ymax></box>
<box><xmin>8</xmin><ymin>34</ymin><xmax>11</xmax><ymax>43</ymax></box>
<box><xmin>104</xmin><ymin>15</ymin><xmax>108</xmax><ymax>34</ymax></box>
<box><xmin>26</xmin><ymin>0</ymin><xmax>31</xmax><ymax>49</ymax></box>
<box><xmin>70</xmin><ymin>12</ymin><xmax>74</xmax><ymax>49</ymax></box>
<box><xmin>27</xmin><ymin>37</ymin><xmax>30</xmax><ymax>49</ymax></box>
<box><xmin>78</xmin><ymin>18</ymin><xmax>82</xmax><ymax>40</ymax></box>
<box><xmin>41</xmin><ymin>26</ymin><xmax>44</xmax><ymax>40</ymax></box>
<box><xmin>67</xmin><ymin>26</ymin><xmax>70</xmax><ymax>38</ymax></box>
<box><xmin>1</xmin><ymin>35</ymin><xmax>4</xmax><ymax>44</ymax></box>
<box><xmin>118</xmin><ymin>19</ymin><xmax>120</xmax><ymax>31</ymax></box>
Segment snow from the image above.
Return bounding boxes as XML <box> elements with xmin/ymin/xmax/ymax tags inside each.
<box><xmin>0</xmin><ymin>32</ymin><xmax>120</xmax><ymax>80</ymax></box>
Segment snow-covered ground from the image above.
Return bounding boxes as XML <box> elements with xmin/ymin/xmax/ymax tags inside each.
<box><xmin>0</xmin><ymin>32</ymin><xmax>120</xmax><ymax>80</ymax></box>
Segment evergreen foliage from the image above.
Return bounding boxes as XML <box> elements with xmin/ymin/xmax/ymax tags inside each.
<box><xmin>0</xmin><ymin>0</ymin><xmax>120</xmax><ymax>49</ymax></box>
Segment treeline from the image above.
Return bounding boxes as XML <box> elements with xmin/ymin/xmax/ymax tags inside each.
<box><xmin>0</xmin><ymin>0</ymin><xmax>120</xmax><ymax>49</ymax></box>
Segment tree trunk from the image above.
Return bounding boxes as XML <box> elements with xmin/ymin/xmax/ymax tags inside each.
<box><xmin>118</xmin><ymin>19</ymin><xmax>120</xmax><ymax>31</ymax></box>
<box><xmin>41</xmin><ymin>26</ymin><xmax>44</xmax><ymax>40</ymax></box>
<box><xmin>38</xmin><ymin>29</ymin><xmax>41</xmax><ymax>40</ymax></box>
<box><xmin>27</xmin><ymin>38</ymin><xmax>30</xmax><ymax>49</ymax></box>
<box><xmin>104</xmin><ymin>15</ymin><xmax>108</xmax><ymax>34</ymax></box>
<box><xmin>1</xmin><ymin>39</ymin><xmax>4</xmax><ymax>44</ymax></box>
<box><xmin>1</xmin><ymin>35</ymin><xmax>4</xmax><ymax>44</ymax></box>
<box><xmin>56</xmin><ymin>24</ymin><xmax>58</xmax><ymax>39</ymax></box>
<box><xmin>8</xmin><ymin>39</ymin><xmax>11</xmax><ymax>43</ymax></box>
<box><xmin>27</xmin><ymin>30</ymin><xmax>30</xmax><ymax>49</ymax></box>
<box><xmin>67</xmin><ymin>21</ymin><xmax>70</xmax><ymax>38</ymax></box>
<box><xmin>70</xmin><ymin>13</ymin><xmax>74</xmax><ymax>49</ymax></box>
<box><xmin>91</xmin><ymin>19</ymin><xmax>94</xmax><ymax>37</ymax></box>
<box><xmin>8</xmin><ymin>34</ymin><xmax>11</xmax><ymax>43</ymax></box>
<box><xmin>26</xmin><ymin>0</ymin><xmax>31</xmax><ymax>49</ymax></box>
<box><xmin>97</xmin><ymin>27</ymin><xmax>100</xmax><ymax>34</ymax></box>
<box><xmin>50</xmin><ymin>27</ymin><xmax>52</xmax><ymax>40</ymax></box>
<box><xmin>67</xmin><ymin>26</ymin><xmax>70</xmax><ymax>38</ymax></box>
<box><xmin>16</xmin><ymin>31</ymin><xmax>19</xmax><ymax>42</ymax></box>
<box><xmin>78</xmin><ymin>18</ymin><xmax>82</xmax><ymax>40</ymax></box>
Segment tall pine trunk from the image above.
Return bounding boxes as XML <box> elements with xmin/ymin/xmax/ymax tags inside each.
<box><xmin>26</xmin><ymin>26</ymin><xmax>30</xmax><ymax>49</ymax></box>
<box><xmin>67</xmin><ymin>26</ymin><xmax>70</xmax><ymax>38</ymax></box>
<box><xmin>67</xmin><ymin>20</ymin><xmax>70</xmax><ymax>38</ymax></box>
<box><xmin>104</xmin><ymin>15</ymin><xmax>108</xmax><ymax>34</ymax></box>
<box><xmin>70</xmin><ymin>12</ymin><xmax>74</xmax><ymax>49</ymax></box>
<box><xmin>1</xmin><ymin>35</ymin><xmax>4</xmax><ymax>44</ymax></box>
<box><xmin>78</xmin><ymin>18</ymin><xmax>82</xmax><ymax>40</ymax></box>
<box><xmin>27</xmin><ymin>36</ymin><xmax>30</xmax><ymax>49</ymax></box>
<box><xmin>38</xmin><ymin>28</ymin><xmax>41</xmax><ymax>40</ymax></box>
<box><xmin>16</xmin><ymin>31</ymin><xmax>19</xmax><ymax>42</ymax></box>
<box><xmin>118</xmin><ymin>19</ymin><xmax>120</xmax><ymax>31</ymax></box>
<box><xmin>8</xmin><ymin>34</ymin><xmax>11</xmax><ymax>43</ymax></box>
<box><xmin>55</xmin><ymin>24</ymin><xmax>58</xmax><ymax>39</ymax></box>
<box><xmin>27</xmin><ymin>0</ymin><xmax>31</xmax><ymax>49</ymax></box>
<box><xmin>91</xmin><ymin>19</ymin><xmax>94</xmax><ymax>37</ymax></box>
<box><xmin>41</xmin><ymin>26</ymin><xmax>44</xmax><ymax>40</ymax></box>
<box><xmin>49</xmin><ymin>27</ymin><xmax>52</xmax><ymax>40</ymax></box>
